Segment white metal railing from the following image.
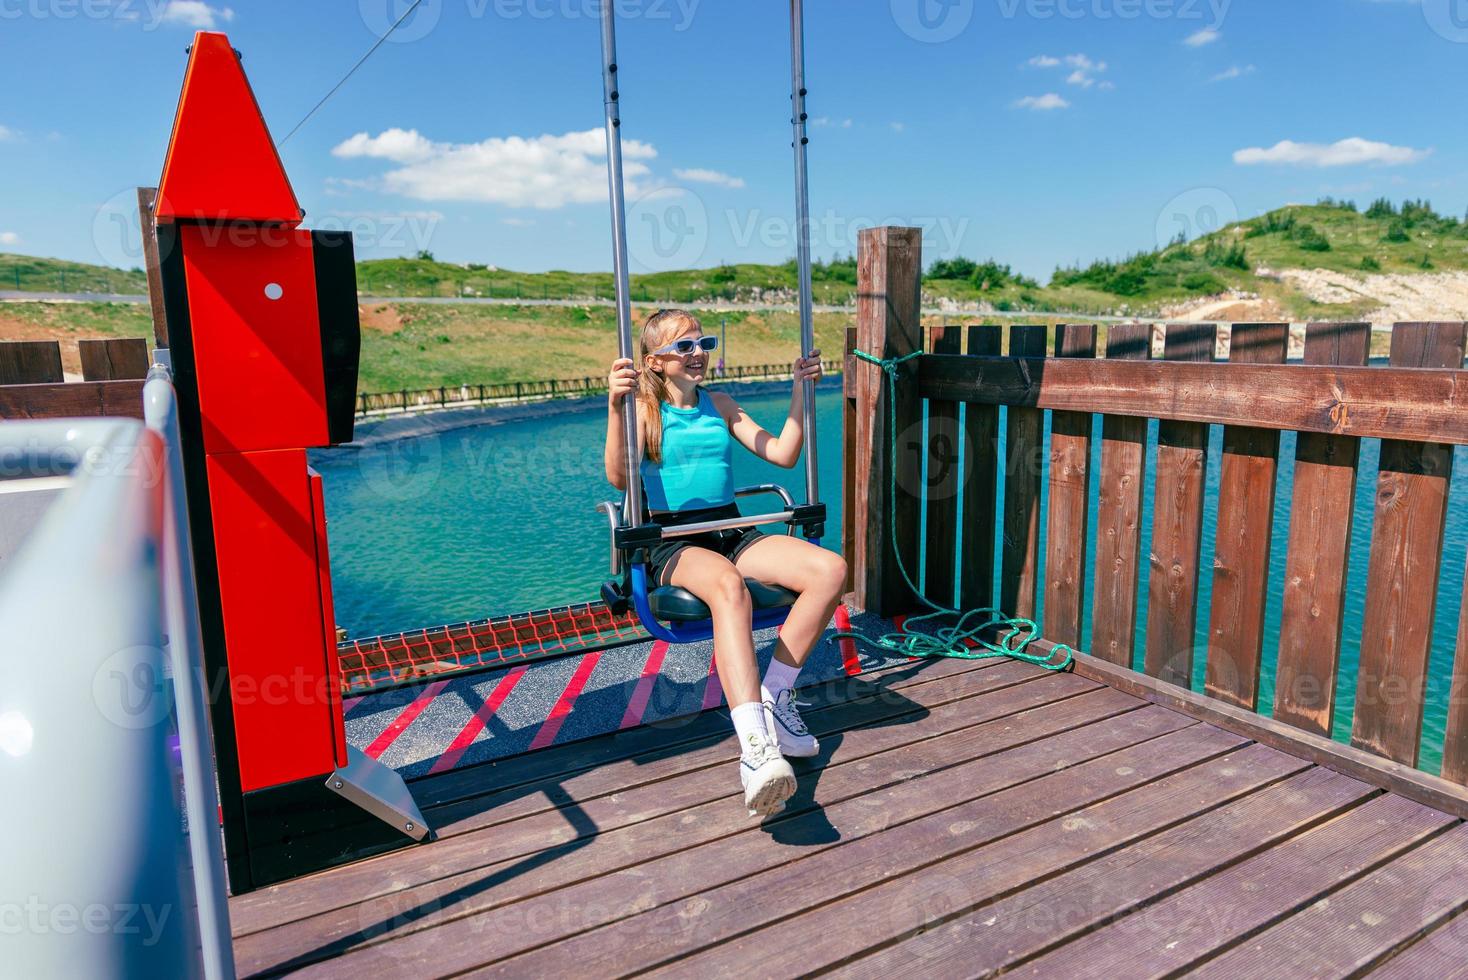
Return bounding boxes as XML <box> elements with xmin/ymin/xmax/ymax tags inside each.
<box><xmin>0</xmin><ymin>366</ymin><xmax>233</xmax><ymax>978</ymax></box>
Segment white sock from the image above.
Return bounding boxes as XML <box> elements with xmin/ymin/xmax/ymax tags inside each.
<box><xmin>730</xmin><ymin>701</ymin><xmax>770</xmax><ymax>749</ymax></box>
<box><xmin>761</xmin><ymin>657</ymin><xmax>802</xmax><ymax>704</ymax></box>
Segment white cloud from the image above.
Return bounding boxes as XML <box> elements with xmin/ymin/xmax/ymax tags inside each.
<box><xmin>811</xmin><ymin>116</ymin><xmax>853</xmax><ymax>128</ymax></box>
<box><xmin>1015</xmin><ymin>93</ymin><xmax>1070</xmax><ymax>111</ymax></box>
<box><xmin>331</xmin><ymin>128</ymin><xmax>660</xmax><ymax>208</ymax></box>
<box><xmin>1211</xmin><ymin>64</ymin><xmax>1256</xmax><ymax>82</ymax></box>
<box><xmin>1233</xmin><ymin>137</ymin><xmax>1431</xmax><ymax>168</ymax></box>
<box><xmin>501</xmin><ymin>217</ymin><xmax>535</xmax><ymax>227</ymax></box>
<box><xmin>1029</xmin><ymin>53</ymin><xmax>1108</xmax><ymax>88</ymax></box>
<box><xmin>890</xmin><ymin>121</ymin><xmax>906</xmax><ymax>133</ymax></box>
<box><xmin>673</xmin><ymin>168</ymin><xmax>745</xmax><ymax>189</ymax></box>
<box><xmin>0</xmin><ymin>125</ymin><xmax>16</xmax><ymax>142</ymax></box>
<box><xmin>159</xmin><ymin>1</ymin><xmax>235</xmax><ymax>28</ymax></box>
<box><xmin>1184</xmin><ymin>28</ymin><xmax>1221</xmax><ymax>46</ymax></box>
<box><xmin>0</xmin><ymin>232</ymin><xmax>18</xmax><ymax>246</ymax></box>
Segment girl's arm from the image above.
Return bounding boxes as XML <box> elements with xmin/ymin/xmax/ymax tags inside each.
<box><xmin>605</xmin><ymin>357</ymin><xmax>641</xmax><ymax>491</ymax></box>
<box><xmin>712</xmin><ymin>349</ymin><xmax>823</xmax><ymax>469</ymax></box>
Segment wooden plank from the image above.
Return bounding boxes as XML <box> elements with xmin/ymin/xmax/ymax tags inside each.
<box><xmin>1007</xmin><ymin>792</ymin><xmax>1454</xmax><ymax>978</ymax></box>
<box><xmin>852</xmin><ymin>226</ymin><xmax>923</xmax><ymax>616</ymax></box>
<box><xmin>1091</xmin><ymin>322</ymin><xmax>1151</xmax><ymax>667</ymax></box>
<box><xmin>232</xmin><ymin>656</ymin><xmax>1028</xmax><ymax>934</ymax></box>
<box><xmin>1372</xmin><ymin>924</ymin><xmax>1468</xmax><ymax>978</ymax></box>
<box><xmin>959</xmin><ymin>324</ymin><xmax>1000</xmax><ymax>610</ymax></box>
<box><xmin>237</xmin><ymin>701</ymin><xmax>1208</xmax><ymax>975</ymax></box>
<box><xmin>916</xmin><ymin>354</ymin><xmax>1468</xmax><ymax>446</ymax></box>
<box><xmin>1042</xmin><ymin>324</ymin><xmax>1097</xmax><ymax>647</ymax></box>
<box><xmin>0</xmin><ymin>379</ymin><xmax>145</xmax><ymax>420</ymax></box>
<box><xmin>1144</xmin><ymin>323</ymin><xmax>1217</xmax><ymax>686</ymax></box>
<box><xmin>1444</xmin><ymin>554</ymin><xmax>1468</xmax><ymax>784</ymax></box>
<box><xmin>841</xmin><ymin>325</ymin><xmax>857</xmax><ymax>595</ymax></box>
<box><xmin>1001</xmin><ymin>324</ymin><xmax>1047</xmax><ymax>619</ymax></box>
<box><xmin>1353</xmin><ymin>322</ymin><xmax>1468</xmax><ymax>766</ymax></box>
<box><xmin>1189</xmin><ymin>823</ymin><xmax>1468</xmax><ymax>977</ymax></box>
<box><xmin>1274</xmin><ymin>322</ymin><xmax>1372</xmax><ymax>736</ymax></box>
<box><xmin>922</xmin><ymin>325</ymin><xmax>962</xmax><ymax>605</ymax></box>
<box><xmin>78</xmin><ymin>338</ymin><xmax>150</xmax><ymax>381</ymax></box>
<box><xmin>1205</xmin><ymin>322</ymin><xmax>1290</xmax><ymax>709</ymax></box>
<box><xmin>513</xmin><ymin>739</ymin><xmax>1290</xmax><ymax>979</ymax></box>
<box><xmin>0</xmin><ymin>341</ymin><xmax>63</xmax><ymax>385</ymax></box>
<box><xmin>1068</xmin><ymin>649</ymin><xmax>1468</xmax><ymax>819</ymax></box>
<box><xmin>136</xmin><ymin>186</ymin><xmax>169</xmax><ymax>348</ymax></box>
<box><xmin>783</xmin><ymin>766</ymin><xmax>1373</xmax><ymax>977</ymax></box>
<box><xmin>233</xmin><ymin>682</ymin><xmax>1136</xmax><ymax>968</ymax></box>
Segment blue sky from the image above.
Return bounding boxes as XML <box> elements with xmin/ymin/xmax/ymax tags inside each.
<box><xmin>2</xmin><ymin>0</ymin><xmax>1466</xmax><ymax>279</ymax></box>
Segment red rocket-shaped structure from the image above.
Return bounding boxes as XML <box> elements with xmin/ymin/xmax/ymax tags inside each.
<box><xmin>156</xmin><ymin>32</ymin><xmax>423</xmax><ymax>893</ymax></box>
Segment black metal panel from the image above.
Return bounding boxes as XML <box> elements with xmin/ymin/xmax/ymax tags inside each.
<box><xmin>311</xmin><ymin>229</ymin><xmax>361</xmax><ymax>445</ymax></box>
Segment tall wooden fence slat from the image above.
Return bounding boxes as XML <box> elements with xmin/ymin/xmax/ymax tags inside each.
<box><xmin>1000</xmin><ymin>324</ymin><xmax>1047</xmax><ymax>620</ymax></box>
<box><xmin>923</xmin><ymin>325</ymin><xmax>962</xmax><ymax>606</ymax></box>
<box><xmin>1091</xmin><ymin>322</ymin><xmax>1152</xmax><ymax>667</ymax></box>
<box><xmin>1204</xmin><ymin>322</ymin><xmax>1290</xmax><ymax>709</ymax></box>
<box><xmin>842</xmin><ymin>326</ymin><xmax>858</xmax><ymax>597</ymax></box>
<box><xmin>1442</xmin><ymin>555</ymin><xmax>1468</xmax><ymax>784</ymax></box>
<box><xmin>959</xmin><ymin>325</ymin><xmax>1001</xmax><ymax>611</ymax></box>
<box><xmin>1353</xmin><ymin>321</ymin><xmax>1468</xmax><ymax>766</ymax></box>
<box><xmin>1144</xmin><ymin>323</ymin><xmax>1218</xmax><ymax>687</ymax></box>
<box><xmin>79</xmin><ymin>338</ymin><xmax>150</xmax><ymax>381</ymax></box>
<box><xmin>852</xmin><ymin>226</ymin><xmax>923</xmax><ymax>617</ymax></box>
<box><xmin>1274</xmin><ymin>322</ymin><xmax>1372</xmax><ymax>736</ymax></box>
<box><xmin>1042</xmin><ymin>323</ymin><xmax>1097</xmax><ymax>647</ymax></box>
<box><xmin>0</xmin><ymin>341</ymin><xmax>64</xmax><ymax>386</ymax></box>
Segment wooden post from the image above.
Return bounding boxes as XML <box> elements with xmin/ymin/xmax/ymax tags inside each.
<box><xmin>958</xmin><ymin>324</ymin><xmax>1001</xmax><ymax>611</ymax></box>
<box><xmin>1090</xmin><ymin>322</ymin><xmax>1151</xmax><ymax>667</ymax></box>
<box><xmin>0</xmin><ymin>341</ymin><xmax>64</xmax><ymax>385</ymax></box>
<box><xmin>1352</xmin><ymin>321</ymin><xmax>1468</xmax><ymax>766</ymax></box>
<box><xmin>842</xmin><ymin>325</ymin><xmax>858</xmax><ymax>596</ymax></box>
<box><xmin>79</xmin><ymin>338</ymin><xmax>150</xmax><ymax>381</ymax></box>
<box><xmin>1043</xmin><ymin>323</ymin><xmax>1097</xmax><ymax>648</ymax></box>
<box><xmin>1000</xmin><ymin>324</ymin><xmax>1047</xmax><ymax>620</ymax></box>
<box><xmin>1143</xmin><ymin>322</ymin><xmax>1218</xmax><ymax>687</ymax></box>
<box><xmin>1444</xmin><ymin>556</ymin><xmax>1468</xmax><ymax>784</ymax></box>
<box><xmin>1204</xmin><ymin>322</ymin><xmax>1290</xmax><ymax>710</ymax></box>
<box><xmin>851</xmin><ymin>226</ymin><xmax>923</xmax><ymax>617</ymax></box>
<box><xmin>923</xmin><ymin>325</ymin><xmax>963</xmax><ymax>607</ymax></box>
<box><xmin>136</xmin><ymin>187</ymin><xmax>168</xmax><ymax>349</ymax></box>
<box><xmin>1274</xmin><ymin>322</ymin><xmax>1371</xmax><ymax>736</ymax></box>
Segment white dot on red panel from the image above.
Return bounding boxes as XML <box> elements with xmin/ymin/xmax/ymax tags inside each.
<box><xmin>264</xmin><ymin>282</ymin><xmax>283</xmax><ymax>301</ymax></box>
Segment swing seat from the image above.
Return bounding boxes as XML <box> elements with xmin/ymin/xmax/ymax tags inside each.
<box><xmin>648</xmin><ymin>578</ymin><xmax>799</xmax><ymax>622</ymax></box>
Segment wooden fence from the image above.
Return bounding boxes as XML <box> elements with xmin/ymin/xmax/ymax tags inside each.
<box><xmin>844</xmin><ymin>225</ymin><xmax>1468</xmax><ymax>801</ymax></box>
<box><xmin>356</xmin><ymin>360</ymin><xmax>840</xmax><ymax>416</ymax></box>
<box><xmin>0</xmin><ymin>338</ymin><xmax>150</xmax><ymax>419</ymax></box>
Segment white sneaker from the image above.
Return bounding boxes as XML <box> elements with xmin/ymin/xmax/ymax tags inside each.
<box><xmin>765</xmin><ymin>689</ymin><xmax>820</xmax><ymax>758</ymax></box>
<box><xmin>739</xmin><ymin>730</ymin><xmax>796</xmax><ymax>817</ymax></box>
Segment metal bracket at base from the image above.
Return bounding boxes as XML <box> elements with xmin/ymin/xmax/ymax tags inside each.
<box><xmin>325</xmin><ymin>746</ymin><xmax>431</xmax><ymax>842</ymax></box>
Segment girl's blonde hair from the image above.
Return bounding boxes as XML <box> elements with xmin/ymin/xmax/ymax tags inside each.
<box><xmin>637</xmin><ymin>308</ymin><xmax>702</xmax><ymax>465</ymax></box>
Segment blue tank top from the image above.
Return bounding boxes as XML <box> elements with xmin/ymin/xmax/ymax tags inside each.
<box><xmin>640</xmin><ymin>388</ymin><xmax>735</xmax><ymax>512</ymax></box>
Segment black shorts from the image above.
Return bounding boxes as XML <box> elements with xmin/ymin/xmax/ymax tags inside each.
<box><xmin>646</xmin><ymin>502</ymin><xmax>767</xmax><ymax>587</ymax></box>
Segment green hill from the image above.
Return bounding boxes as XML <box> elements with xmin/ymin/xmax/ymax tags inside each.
<box><xmin>1</xmin><ymin>253</ymin><xmax>147</xmax><ymax>294</ymax></box>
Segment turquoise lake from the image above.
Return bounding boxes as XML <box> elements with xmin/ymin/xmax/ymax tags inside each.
<box><xmin>315</xmin><ymin>384</ymin><xmax>1468</xmax><ymax>774</ymax></box>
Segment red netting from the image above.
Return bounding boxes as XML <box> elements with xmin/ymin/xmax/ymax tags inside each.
<box><xmin>337</xmin><ymin>601</ymin><xmax>647</xmax><ymax>693</ymax></box>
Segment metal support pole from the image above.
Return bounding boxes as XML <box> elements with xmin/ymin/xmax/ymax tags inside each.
<box><xmin>599</xmin><ymin>0</ymin><xmax>643</xmax><ymax>524</ymax></box>
<box><xmin>790</xmin><ymin>0</ymin><xmax>819</xmax><ymax>509</ymax></box>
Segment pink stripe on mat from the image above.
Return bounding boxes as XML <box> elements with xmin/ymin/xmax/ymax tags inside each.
<box><xmin>620</xmin><ymin>641</ymin><xmax>670</xmax><ymax>730</ymax></box>
<box><xmin>427</xmin><ymin>665</ymin><xmax>528</xmax><ymax>775</ymax></box>
<box><xmin>529</xmin><ymin>651</ymin><xmax>603</xmax><ymax>751</ymax></box>
<box><xmin>364</xmin><ymin>680</ymin><xmax>449</xmax><ymax>760</ymax></box>
<box><xmin>702</xmin><ymin>651</ymin><xmax>724</xmax><ymax>710</ymax></box>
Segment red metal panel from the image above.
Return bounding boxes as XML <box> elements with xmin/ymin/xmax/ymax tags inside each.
<box><xmin>308</xmin><ymin>466</ymin><xmax>350</xmax><ymax>770</ymax></box>
<box><xmin>156</xmin><ymin>31</ymin><xmax>303</xmax><ymax>226</ymax></box>
<box><xmin>181</xmin><ymin>225</ymin><xmax>329</xmax><ymax>454</ymax></box>
<box><xmin>207</xmin><ymin>449</ymin><xmax>336</xmax><ymax>791</ymax></box>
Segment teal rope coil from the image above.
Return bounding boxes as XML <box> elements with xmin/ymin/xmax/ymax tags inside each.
<box><xmin>832</xmin><ymin>347</ymin><xmax>1074</xmax><ymax>672</ymax></box>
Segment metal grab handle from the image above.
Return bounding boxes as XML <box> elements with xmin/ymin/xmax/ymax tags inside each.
<box><xmin>597</xmin><ymin>481</ymin><xmax>802</xmax><ymax>573</ymax></box>
<box><xmin>597</xmin><ymin>499</ymin><xmax>624</xmax><ymax>575</ymax></box>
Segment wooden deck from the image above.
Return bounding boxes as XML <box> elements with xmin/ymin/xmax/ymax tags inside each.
<box><xmin>228</xmin><ymin>655</ymin><xmax>1468</xmax><ymax>978</ymax></box>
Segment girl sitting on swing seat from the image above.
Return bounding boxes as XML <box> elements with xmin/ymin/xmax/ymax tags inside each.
<box><xmin>604</xmin><ymin>309</ymin><xmax>847</xmax><ymax>818</ymax></box>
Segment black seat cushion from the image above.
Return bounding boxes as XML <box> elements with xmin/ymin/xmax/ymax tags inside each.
<box><xmin>648</xmin><ymin>578</ymin><xmax>798</xmax><ymax>622</ymax></box>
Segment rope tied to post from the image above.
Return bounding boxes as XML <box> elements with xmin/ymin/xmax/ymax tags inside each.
<box><xmin>833</xmin><ymin>348</ymin><xmax>1075</xmax><ymax>672</ymax></box>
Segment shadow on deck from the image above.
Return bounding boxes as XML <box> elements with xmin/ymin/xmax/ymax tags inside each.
<box><xmin>227</xmin><ymin>655</ymin><xmax>1468</xmax><ymax>977</ymax></box>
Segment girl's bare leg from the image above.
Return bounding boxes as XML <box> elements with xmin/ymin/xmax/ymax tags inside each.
<box><xmin>735</xmin><ymin>536</ymin><xmax>848</xmax><ymax>670</ymax></box>
<box><xmin>664</xmin><ymin>547</ymin><xmax>761</xmax><ymax>707</ymax></box>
